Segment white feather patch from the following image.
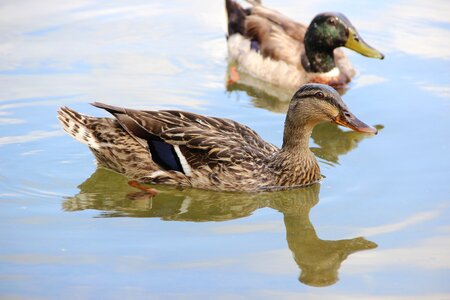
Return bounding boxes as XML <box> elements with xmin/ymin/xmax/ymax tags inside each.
<box><xmin>322</xmin><ymin>67</ymin><xmax>340</xmax><ymax>78</ymax></box>
<box><xmin>149</xmin><ymin>170</ymin><xmax>166</xmax><ymax>178</ymax></box>
<box><xmin>73</xmin><ymin>126</ymin><xmax>100</xmax><ymax>149</ymax></box>
<box><xmin>173</xmin><ymin>145</ymin><xmax>192</xmax><ymax>176</ymax></box>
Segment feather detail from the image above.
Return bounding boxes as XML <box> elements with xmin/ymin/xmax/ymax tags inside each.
<box><xmin>173</xmin><ymin>145</ymin><xmax>192</xmax><ymax>176</ymax></box>
<box><xmin>62</xmin><ymin>102</ymin><xmax>283</xmax><ymax>191</ymax></box>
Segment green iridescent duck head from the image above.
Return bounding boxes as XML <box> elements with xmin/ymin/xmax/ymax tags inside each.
<box><xmin>303</xmin><ymin>12</ymin><xmax>384</xmax><ymax>73</ymax></box>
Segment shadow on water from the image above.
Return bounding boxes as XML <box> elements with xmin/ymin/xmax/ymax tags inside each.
<box><xmin>63</xmin><ymin>168</ymin><xmax>377</xmax><ymax>287</ymax></box>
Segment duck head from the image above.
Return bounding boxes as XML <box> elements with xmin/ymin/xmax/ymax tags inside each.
<box><xmin>303</xmin><ymin>13</ymin><xmax>384</xmax><ymax>73</ymax></box>
<box><xmin>283</xmin><ymin>84</ymin><xmax>376</xmax><ymax>149</ymax></box>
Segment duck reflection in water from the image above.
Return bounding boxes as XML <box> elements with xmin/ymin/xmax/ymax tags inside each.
<box><xmin>63</xmin><ymin>169</ymin><xmax>376</xmax><ymax>287</ymax></box>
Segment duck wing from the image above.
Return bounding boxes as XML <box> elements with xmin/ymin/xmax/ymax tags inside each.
<box><xmin>248</xmin><ymin>2</ymin><xmax>307</xmax><ymax>41</ymax></box>
<box><xmin>92</xmin><ymin>102</ymin><xmax>278</xmax><ymax>174</ymax></box>
<box><xmin>244</xmin><ymin>2</ymin><xmax>306</xmax><ymax>67</ymax></box>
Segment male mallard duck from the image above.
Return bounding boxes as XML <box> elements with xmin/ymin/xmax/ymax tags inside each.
<box><xmin>58</xmin><ymin>84</ymin><xmax>376</xmax><ymax>192</ymax></box>
<box><xmin>226</xmin><ymin>0</ymin><xmax>384</xmax><ymax>88</ymax></box>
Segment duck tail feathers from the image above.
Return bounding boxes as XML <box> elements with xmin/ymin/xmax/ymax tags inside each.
<box><xmin>225</xmin><ymin>0</ymin><xmax>250</xmax><ymax>36</ymax></box>
<box><xmin>57</xmin><ymin>106</ymin><xmax>101</xmax><ymax>149</ymax></box>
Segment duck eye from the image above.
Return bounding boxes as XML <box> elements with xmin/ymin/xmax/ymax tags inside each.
<box><xmin>315</xmin><ymin>91</ymin><xmax>325</xmax><ymax>99</ymax></box>
<box><xmin>328</xmin><ymin>18</ymin><xmax>336</xmax><ymax>25</ymax></box>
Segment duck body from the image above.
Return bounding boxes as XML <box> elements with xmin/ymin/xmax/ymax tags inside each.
<box><xmin>58</xmin><ymin>84</ymin><xmax>376</xmax><ymax>192</ymax></box>
<box><xmin>225</xmin><ymin>0</ymin><xmax>384</xmax><ymax>89</ymax></box>
<box><xmin>58</xmin><ymin>105</ymin><xmax>319</xmax><ymax>192</ymax></box>
<box><xmin>227</xmin><ymin>29</ymin><xmax>351</xmax><ymax>89</ymax></box>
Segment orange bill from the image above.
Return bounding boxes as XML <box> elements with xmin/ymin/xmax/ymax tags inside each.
<box><xmin>333</xmin><ymin>111</ymin><xmax>377</xmax><ymax>134</ymax></box>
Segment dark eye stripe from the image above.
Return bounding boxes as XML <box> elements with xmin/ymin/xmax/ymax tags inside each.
<box><xmin>294</xmin><ymin>92</ymin><xmax>316</xmax><ymax>99</ymax></box>
<box><xmin>295</xmin><ymin>92</ymin><xmax>332</xmax><ymax>101</ymax></box>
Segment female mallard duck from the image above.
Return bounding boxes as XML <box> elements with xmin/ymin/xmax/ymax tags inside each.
<box><xmin>58</xmin><ymin>84</ymin><xmax>376</xmax><ymax>192</ymax></box>
<box><xmin>226</xmin><ymin>0</ymin><xmax>384</xmax><ymax>88</ymax></box>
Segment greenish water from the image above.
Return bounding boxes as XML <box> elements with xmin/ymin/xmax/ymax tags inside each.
<box><xmin>1</xmin><ymin>0</ymin><xmax>449</xmax><ymax>299</ymax></box>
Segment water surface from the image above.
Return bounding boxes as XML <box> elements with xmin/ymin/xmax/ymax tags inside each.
<box><xmin>1</xmin><ymin>0</ymin><xmax>450</xmax><ymax>299</ymax></box>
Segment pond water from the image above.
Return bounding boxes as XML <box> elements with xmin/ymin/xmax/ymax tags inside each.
<box><xmin>1</xmin><ymin>0</ymin><xmax>450</xmax><ymax>299</ymax></box>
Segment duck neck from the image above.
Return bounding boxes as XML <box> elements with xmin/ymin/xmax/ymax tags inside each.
<box><xmin>267</xmin><ymin>117</ymin><xmax>321</xmax><ymax>188</ymax></box>
<box><xmin>303</xmin><ymin>45</ymin><xmax>336</xmax><ymax>73</ymax></box>
<box><xmin>282</xmin><ymin>119</ymin><xmax>314</xmax><ymax>153</ymax></box>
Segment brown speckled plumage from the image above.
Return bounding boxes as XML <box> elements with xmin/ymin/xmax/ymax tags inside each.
<box><xmin>58</xmin><ymin>84</ymin><xmax>375</xmax><ymax>192</ymax></box>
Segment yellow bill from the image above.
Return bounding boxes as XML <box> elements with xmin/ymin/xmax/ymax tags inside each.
<box><xmin>345</xmin><ymin>27</ymin><xmax>384</xmax><ymax>59</ymax></box>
